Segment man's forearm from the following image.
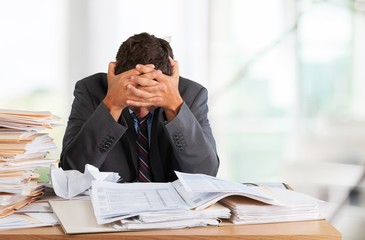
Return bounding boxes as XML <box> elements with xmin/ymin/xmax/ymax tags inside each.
<box><xmin>61</xmin><ymin>103</ymin><xmax>127</xmax><ymax>172</ymax></box>
<box><xmin>164</xmin><ymin>103</ymin><xmax>219</xmax><ymax>176</ymax></box>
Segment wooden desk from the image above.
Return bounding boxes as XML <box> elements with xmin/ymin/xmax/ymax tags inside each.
<box><xmin>0</xmin><ymin>220</ymin><xmax>341</xmax><ymax>240</ymax></box>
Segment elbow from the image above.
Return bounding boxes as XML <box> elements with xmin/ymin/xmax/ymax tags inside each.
<box><xmin>210</xmin><ymin>154</ymin><xmax>220</xmax><ymax>176</ymax></box>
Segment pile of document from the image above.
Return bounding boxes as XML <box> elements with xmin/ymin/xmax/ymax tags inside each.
<box><xmin>0</xmin><ymin>109</ymin><xmax>60</xmax><ymax>218</ymax></box>
<box><xmin>46</xmin><ymin>170</ymin><xmax>326</xmax><ymax>234</ymax></box>
<box><xmin>89</xmin><ymin>180</ymin><xmax>231</xmax><ymax>231</ymax></box>
<box><xmin>112</xmin><ymin>203</ymin><xmax>230</xmax><ymax>231</ymax></box>
<box><xmin>220</xmin><ymin>189</ymin><xmax>323</xmax><ymax>224</ymax></box>
<box><xmin>83</xmin><ymin>171</ymin><xmax>324</xmax><ymax>232</ymax></box>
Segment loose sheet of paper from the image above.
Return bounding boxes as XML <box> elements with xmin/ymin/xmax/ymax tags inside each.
<box><xmin>50</xmin><ymin>164</ymin><xmax>120</xmax><ymax>199</ymax></box>
<box><xmin>174</xmin><ymin>171</ymin><xmax>281</xmax><ymax>209</ymax></box>
<box><xmin>0</xmin><ymin>213</ymin><xmax>58</xmax><ymax>230</ymax></box>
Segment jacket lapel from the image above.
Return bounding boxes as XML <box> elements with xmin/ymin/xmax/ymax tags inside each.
<box><xmin>149</xmin><ymin>108</ymin><xmax>165</xmax><ymax>182</ymax></box>
<box><xmin>120</xmin><ymin>108</ymin><xmax>138</xmax><ymax>176</ymax></box>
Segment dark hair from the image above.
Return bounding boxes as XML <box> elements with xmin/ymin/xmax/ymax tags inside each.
<box><xmin>115</xmin><ymin>32</ymin><xmax>174</xmax><ymax>76</ymax></box>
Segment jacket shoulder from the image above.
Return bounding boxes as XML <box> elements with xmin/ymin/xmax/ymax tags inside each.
<box><xmin>179</xmin><ymin>76</ymin><xmax>204</xmax><ymax>90</ymax></box>
<box><xmin>77</xmin><ymin>72</ymin><xmax>107</xmax><ymax>86</ymax></box>
<box><xmin>178</xmin><ymin>77</ymin><xmax>207</xmax><ymax>103</ymax></box>
<box><xmin>74</xmin><ymin>73</ymin><xmax>108</xmax><ymax>103</ymax></box>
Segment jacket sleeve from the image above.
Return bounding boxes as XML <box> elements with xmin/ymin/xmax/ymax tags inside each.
<box><xmin>60</xmin><ymin>80</ymin><xmax>127</xmax><ymax>172</ymax></box>
<box><xmin>163</xmin><ymin>87</ymin><xmax>219</xmax><ymax>176</ymax></box>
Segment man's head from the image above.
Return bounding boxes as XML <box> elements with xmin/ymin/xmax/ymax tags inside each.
<box><xmin>115</xmin><ymin>32</ymin><xmax>174</xmax><ymax>75</ymax></box>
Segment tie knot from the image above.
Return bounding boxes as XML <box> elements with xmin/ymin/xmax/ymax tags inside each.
<box><xmin>137</xmin><ymin>113</ymin><xmax>151</xmax><ymax>125</ymax></box>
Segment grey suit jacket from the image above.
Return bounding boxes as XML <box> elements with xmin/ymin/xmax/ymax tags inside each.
<box><xmin>60</xmin><ymin>73</ymin><xmax>219</xmax><ymax>182</ymax></box>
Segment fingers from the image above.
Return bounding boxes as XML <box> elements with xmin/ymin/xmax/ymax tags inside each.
<box><xmin>136</xmin><ymin>64</ymin><xmax>155</xmax><ymax>74</ymax></box>
<box><xmin>127</xmin><ymin>84</ymin><xmax>159</xmax><ymax>99</ymax></box>
<box><xmin>110</xmin><ymin>62</ymin><xmax>165</xmax><ymax>81</ymax></box>
<box><xmin>131</xmin><ymin>70</ymin><xmax>162</xmax><ymax>87</ymax></box>
<box><xmin>153</xmin><ymin>57</ymin><xmax>179</xmax><ymax>84</ymax></box>
<box><xmin>109</xmin><ymin>62</ymin><xmax>163</xmax><ymax>78</ymax></box>
<box><xmin>108</xmin><ymin>62</ymin><xmax>117</xmax><ymax>76</ymax></box>
<box><xmin>108</xmin><ymin>62</ymin><xmax>141</xmax><ymax>79</ymax></box>
<box><xmin>126</xmin><ymin>84</ymin><xmax>163</xmax><ymax>107</ymax></box>
<box><xmin>126</xmin><ymin>97</ymin><xmax>162</xmax><ymax>107</ymax></box>
<box><xmin>169</xmin><ymin>57</ymin><xmax>179</xmax><ymax>78</ymax></box>
<box><xmin>169</xmin><ymin>56</ymin><xmax>176</xmax><ymax>66</ymax></box>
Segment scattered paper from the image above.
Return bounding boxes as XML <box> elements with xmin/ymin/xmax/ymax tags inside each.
<box><xmin>25</xmin><ymin>212</ymin><xmax>59</xmax><ymax>225</ymax></box>
<box><xmin>0</xmin><ymin>213</ymin><xmax>58</xmax><ymax>230</ymax></box>
<box><xmin>16</xmin><ymin>201</ymin><xmax>52</xmax><ymax>213</ymax></box>
<box><xmin>50</xmin><ymin>164</ymin><xmax>120</xmax><ymax>199</ymax></box>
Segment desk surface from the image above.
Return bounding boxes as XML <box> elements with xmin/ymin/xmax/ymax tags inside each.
<box><xmin>0</xmin><ymin>220</ymin><xmax>341</xmax><ymax>240</ymax></box>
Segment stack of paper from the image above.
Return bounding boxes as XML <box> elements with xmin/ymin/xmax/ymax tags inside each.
<box><xmin>0</xmin><ymin>109</ymin><xmax>59</xmax><ymax>131</ymax></box>
<box><xmin>3</xmin><ymin>193</ymin><xmax>60</xmax><ymax>230</ymax></box>
<box><xmin>0</xmin><ymin>109</ymin><xmax>60</xmax><ymax>218</ymax></box>
<box><xmin>0</xmin><ymin>212</ymin><xmax>58</xmax><ymax>230</ymax></box>
<box><xmin>0</xmin><ymin>187</ymin><xmax>44</xmax><ymax>217</ymax></box>
<box><xmin>220</xmin><ymin>188</ymin><xmax>323</xmax><ymax>224</ymax></box>
<box><xmin>112</xmin><ymin>203</ymin><xmax>230</xmax><ymax>231</ymax></box>
<box><xmin>88</xmin><ymin>181</ymin><xmax>231</xmax><ymax>230</ymax></box>
<box><xmin>175</xmin><ymin>172</ymin><xmax>324</xmax><ymax>224</ymax></box>
<box><xmin>85</xmin><ymin>171</ymin><xmax>324</xmax><ymax>232</ymax></box>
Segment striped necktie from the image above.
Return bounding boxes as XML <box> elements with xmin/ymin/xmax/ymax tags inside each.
<box><xmin>136</xmin><ymin>114</ymin><xmax>152</xmax><ymax>182</ymax></box>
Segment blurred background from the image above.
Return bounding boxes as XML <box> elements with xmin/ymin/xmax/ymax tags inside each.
<box><xmin>1</xmin><ymin>0</ymin><xmax>365</xmax><ymax>238</ymax></box>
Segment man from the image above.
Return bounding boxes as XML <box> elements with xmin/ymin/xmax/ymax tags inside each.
<box><xmin>60</xmin><ymin>32</ymin><xmax>219</xmax><ymax>182</ymax></box>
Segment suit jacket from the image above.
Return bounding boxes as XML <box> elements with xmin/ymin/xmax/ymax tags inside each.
<box><xmin>60</xmin><ymin>73</ymin><xmax>219</xmax><ymax>182</ymax></box>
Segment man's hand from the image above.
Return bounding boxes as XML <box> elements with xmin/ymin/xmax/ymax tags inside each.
<box><xmin>125</xmin><ymin>64</ymin><xmax>164</xmax><ymax>107</ymax></box>
<box><xmin>103</xmin><ymin>62</ymin><xmax>159</xmax><ymax>121</ymax></box>
<box><xmin>155</xmin><ymin>58</ymin><xmax>183</xmax><ymax>121</ymax></box>
<box><xmin>127</xmin><ymin>58</ymin><xmax>183</xmax><ymax>121</ymax></box>
<box><xmin>105</xmin><ymin>59</ymin><xmax>183</xmax><ymax>121</ymax></box>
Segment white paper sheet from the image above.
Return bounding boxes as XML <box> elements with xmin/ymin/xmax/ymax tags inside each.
<box><xmin>0</xmin><ymin>213</ymin><xmax>58</xmax><ymax>230</ymax></box>
<box><xmin>16</xmin><ymin>202</ymin><xmax>52</xmax><ymax>213</ymax></box>
<box><xmin>173</xmin><ymin>171</ymin><xmax>281</xmax><ymax>209</ymax></box>
<box><xmin>50</xmin><ymin>164</ymin><xmax>120</xmax><ymax>199</ymax></box>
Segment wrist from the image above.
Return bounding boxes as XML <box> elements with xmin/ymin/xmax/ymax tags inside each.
<box><xmin>165</xmin><ymin>98</ymin><xmax>183</xmax><ymax>121</ymax></box>
<box><xmin>102</xmin><ymin>98</ymin><xmax>124</xmax><ymax>121</ymax></box>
